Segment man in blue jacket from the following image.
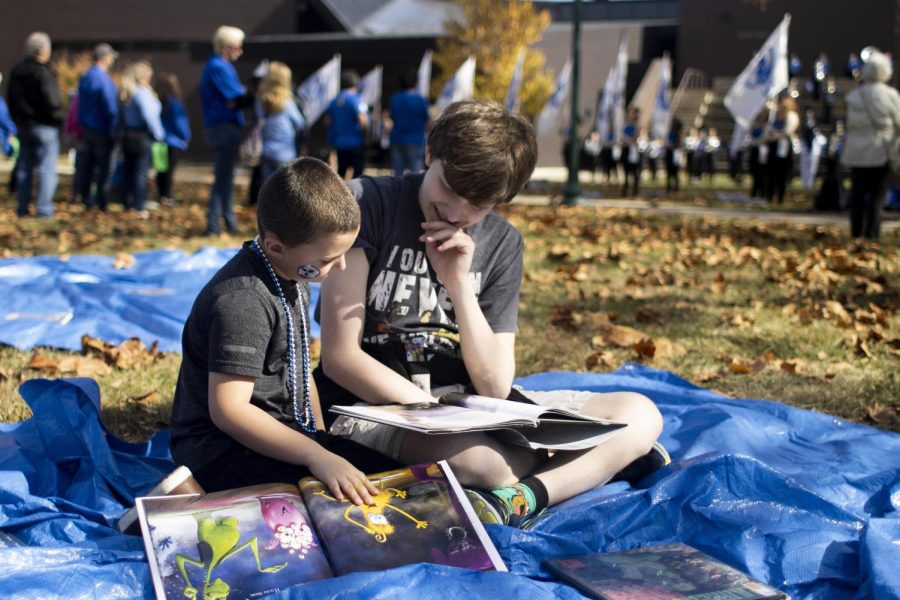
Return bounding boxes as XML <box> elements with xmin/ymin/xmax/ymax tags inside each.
<box><xmin>200</xmin><ymin>25</ymin><xmax>252</xmax><ymax>235</ymax></box>
<box><xmin>77</xmin><ymin>43</ymin><xmax>118</xmax><ymax>212</ymax></box>
<box><xmin>6</xmin><ymin>32</ymin><xmax>63</xmax><ymax>219</ymax></box>
<box><xmin>324</xmin><ymin>70</ymin><xmax>368</xmax><ymax>180</ymax></box>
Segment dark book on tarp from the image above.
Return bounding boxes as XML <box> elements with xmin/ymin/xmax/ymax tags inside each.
<box><xmin>137</xmin><ymin>461</ymin><xmax>504</xmax><ymax>600</ymax></box>
<box><xmin>544</xmin><ymin>542</ymin><xmax>789</xmax><ymax>600</ymax></box>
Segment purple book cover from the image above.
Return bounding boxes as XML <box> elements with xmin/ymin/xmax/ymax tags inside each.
<box><xmin>299</xmin><ymin>461</ymin><xmax>505</xmax><ymax>575</ymax></box>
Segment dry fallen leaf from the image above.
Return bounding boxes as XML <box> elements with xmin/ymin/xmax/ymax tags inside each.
<box><xmin>865</xmin><ymin>403</ymin><xmax>896</xmax><ymax>427</ymax></box>
<box><xmin>604</xmin><ymin>324</ymin><xmax>649</xmax><ymax>348</ymax></box>
<box><xmin>130</xmin><ymin>391</ymin><xmax>163</xmax><ymax>403</ymax></box>
<box><xmin>27</xmin><ymin>349</ymin><xmax>58</xmax><ymax>372</ymax></box>
<box><xmin>632</xmin><ymin>338</ymin><xmax>656</xmax><ymax>359</ymax></box>
<box><xmin>728</xmin><ymin>358</ymin><xmax>766</xmax><ymax>375</ymax></box>
<box><xmin>112</xmin><ymin>252</ymin><xmax>136</xmax><ymax>270</ymax></box>
<box><xmin>585</xmin><ymin>350</ymin><xmax>617</xmax><ymax>371</ymax></box>
<box><xmin>57</xmin><ymin>356</ymin><xmax>112</xmax><ymax>377</ymax></box>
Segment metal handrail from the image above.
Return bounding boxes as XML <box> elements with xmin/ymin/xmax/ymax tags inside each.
<box><xmin>669</xmin><ymin>68</ymin><xmax>709</xmax><ymax>117</ymax></box>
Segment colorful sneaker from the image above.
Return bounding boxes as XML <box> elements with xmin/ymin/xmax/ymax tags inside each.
<box><xmin>464</xmin><ymin>488</ymin><xmax>507</xmax><ymax>525</ymax></box>
<box><xmin>610</xmin><ymin>441</ymin><xmax>671</xmax><ymax>485</ymax></box>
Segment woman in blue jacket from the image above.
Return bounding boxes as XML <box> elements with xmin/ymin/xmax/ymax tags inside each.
<box><xmin>255</xmin><ymin>61</ymin><xmax>305</xmax><ymax>184</ymax></box>
<box><xmin>119</xmin><ymin>60</ymin><xmax>164</xmax><ymax>218</ymax></box>
<box><xmin>154</xmin><ymin>73</ymin><xmax>191</xmax><ymax>206</ymax></box>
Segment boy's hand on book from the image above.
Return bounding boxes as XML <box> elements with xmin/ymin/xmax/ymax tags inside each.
<box><xmin>307</xmin><ymin>448</ymin><xmax>382</xmax><ymax>506</ymax></box>
<box><xmin>420</xmin><ymin>221</ymin><xmax>474</xmax><ymax>288</ymax></box>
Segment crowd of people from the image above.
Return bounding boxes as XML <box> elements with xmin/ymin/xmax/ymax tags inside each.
<box><xmin>2</xmin><ymin>33</ymin><xmax>190</xmax><ymax>220</ymax></box>
<box><xmin>1</xmin><ymin>26</ymin><xmax>431</xmax><ymax>235</ymax></box>
<box><xmin>2</xmin><ymin>28</ymin><xmax>898</xmax><ymax>241</ymax></box>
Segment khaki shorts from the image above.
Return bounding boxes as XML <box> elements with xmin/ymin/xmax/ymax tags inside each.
<box><xmin>328</xmin><ymin>388</ymin><xmax>597</xmax><ymax>461</ymax></box>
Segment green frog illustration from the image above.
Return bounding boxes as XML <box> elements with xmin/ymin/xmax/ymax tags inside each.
<box><xmin>175</xmin><ymin>515</ymin><xmax>288</xmax><ymax>599</ymax></box>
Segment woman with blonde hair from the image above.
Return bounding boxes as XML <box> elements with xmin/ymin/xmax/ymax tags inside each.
<box><xmin>841</xmin><ymin>48</ymin><xmax>900</xmax><ymax>239</ymax></box>
<box><xmin>255</xmin><ymin>61</ymin><xmax>305</xmax><ymax>183</ymax></box>
<box><xmin>119</xmin><ymin>60</ymin><xmax>164</xmax><ymax>217</ymax></box>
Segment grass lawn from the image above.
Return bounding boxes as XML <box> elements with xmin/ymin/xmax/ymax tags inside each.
<box><xmin>1</xmin><ymin>174</ymin><xmax>898</xmax><ymax>441</ymax></box>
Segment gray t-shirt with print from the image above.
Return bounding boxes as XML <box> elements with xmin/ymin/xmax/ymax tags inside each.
<box><xmin>316</xmin><ymin>173</ymin><xmax>523</xmax><ymax>418</ymax></box>
<box><xmin>170</xmin><ymin>241</ymin><xmax>312</xmax><ymax>473</ymax></box>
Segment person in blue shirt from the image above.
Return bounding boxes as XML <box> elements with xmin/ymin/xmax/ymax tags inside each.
<box><xmin>0</xmin><ymin>73</ymin><xmax>16</xmax><ymax>158</ymax></box>
<box><xmin>388</xmin><ymin>70</ymin><xmax>430</xmax><ymax>176</ymax></box>
<box><xmin>77</xmin><ymin>43</ymin><xmax>118</xmax><ymax>212</ymax></box>
<box><xmin>324</xmin><ymin>70</ymin><xmax>368</xmax><ymax>180</ymax></box>
<box><xmin>255</xmin><ymin>61</ymin><xmax>305</xmax><ymax>185</ymax></box>
<box><xmin>118</xmin><ymin>60</ymin><xmax>164</xmax><ymax>218</ymax></box>
<box><xmin>200</xmin><ymin>25</ymin><xmax>252</xmax><ymax>235</ymax></box>
<box><xmin>154</xmin><ymin>73</ymin><xmax>191</xmax><ymax>206</ymax></box>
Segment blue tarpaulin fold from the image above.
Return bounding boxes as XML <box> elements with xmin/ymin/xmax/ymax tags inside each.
<box><xmin>0</xmin><ymin>366</ymin><xmax>897</xmax><ymax>599</ymax></box>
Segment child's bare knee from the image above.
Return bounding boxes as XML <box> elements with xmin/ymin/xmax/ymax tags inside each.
<box><xmin>446</xmin><ymin>448</ymin><xmax>518</xmax><ymax>489</ymax></box>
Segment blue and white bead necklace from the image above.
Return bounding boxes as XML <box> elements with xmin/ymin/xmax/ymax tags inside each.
<box><xmin>251</xmin><ymin>237</ymin><xmax>317</xmax><ymax>433</ymax></box>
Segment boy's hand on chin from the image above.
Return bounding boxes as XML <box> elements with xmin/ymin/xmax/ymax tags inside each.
<box><xmin>420</xmin><ymin>220</ymin><xmax>474</xmax><ymax>289</ymax></box>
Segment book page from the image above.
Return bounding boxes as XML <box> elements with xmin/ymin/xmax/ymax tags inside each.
<box><xmin>137</xmin><ymin>484</ymin><xmax>332</xmax><ymax>600</ymax></box>
<box><xmin>298</xmin><ymin>462</ymin><xmax>505</xmax><ymax>576</ymax></box>
<box><xmin>331</xmin><ymin>402</ymin><xmax>533</xmax><ymax>432</ymax></box>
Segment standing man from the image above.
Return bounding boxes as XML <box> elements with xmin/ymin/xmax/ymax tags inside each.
<box><xmin>77</xmin><ymin>43</ymin><xmax>118</xmax><ymax>212</ymax></box>
<box><xmin>324</xmin><ymin>70</ymin><xmax>368</xmax><ymax>180</ymax></box>
<box><xmin>200</xmin><ymin>25</ymin><xmax>251</xmax><ymax>235</ymax></box>
<box><xmin>6</xmin><ymin>32</ymin><xmax>63</xmax><ymax>219</ymax></box>
<box><xmin>388</xmin><ymin>70</ymin><xmax>430</xmax><ymax>176</ymax></box>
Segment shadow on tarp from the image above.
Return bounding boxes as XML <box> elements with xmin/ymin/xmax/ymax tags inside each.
<box><xmin>0</xmin><ymin>365</ymin><xmax>897</xmax><ymax>599</ymax></box>
<box><xmin>0</xmin><ymin>247</ymin><xmax>320</xmax><ymax>353</ymax></box>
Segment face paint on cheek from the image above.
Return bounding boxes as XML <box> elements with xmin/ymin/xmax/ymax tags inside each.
<box><xmin>296</xmin><ymin>265</ymin><xmax>321</xmax><ymax>279</ymax></box>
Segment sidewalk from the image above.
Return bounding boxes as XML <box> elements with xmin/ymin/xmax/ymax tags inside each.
<box><xmin>2</xmin><ymin>160</ymin><xmax>896</xmax><ymax>232</ymax></box>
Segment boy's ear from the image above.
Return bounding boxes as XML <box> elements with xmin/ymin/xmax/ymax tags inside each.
<box><xmin>261</xmin><ymin>233</ymin><xmax>285</xmax><ymax>258</ymax></box>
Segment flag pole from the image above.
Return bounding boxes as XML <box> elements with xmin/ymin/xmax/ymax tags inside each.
<box><xmin>562</xmin><ymin>0</ymin><xmax>583</xmax><ymax>205</ymax></box>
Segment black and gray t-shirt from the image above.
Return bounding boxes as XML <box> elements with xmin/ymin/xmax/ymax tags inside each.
<box><xmin>316</xmin><ymin>173</ymin><xmax>524</xmax><ymax>422</ymax></box>
<box><xmin>170</xmin><ymin>241</ymin><xmax>312</xmax><ymax>473</ymax></box>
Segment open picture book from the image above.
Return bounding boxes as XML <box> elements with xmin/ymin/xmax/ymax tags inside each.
<box><xmin>330</xmin><ymin>392</ymin><xmax>627</xmax><ymax>450</ymax></box>
<box><xmin>137</xmin><ymin>461</ymin><xmax>505</xmax><ymax>600</ymax></box>
<box><xmin>544</xmin><ymin>542</ymin><xmax>789</xmax><ymax>600</ymax></box>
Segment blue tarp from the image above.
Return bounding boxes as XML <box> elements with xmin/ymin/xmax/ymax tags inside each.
<box><xmin>0</xmin><ymin>366</ymin><xmax>897</xmax><ymax>600</ymax></box>
<box><xmin>0</xmin><ymin>248</ymin><xmax>320</xmax><ymax>353</ymax></box>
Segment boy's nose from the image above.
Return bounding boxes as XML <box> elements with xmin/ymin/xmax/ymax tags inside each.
<box><xmin>335</xmin><ymin>255</ymin><xmax>348</xmax><ymax>271</ymax></box>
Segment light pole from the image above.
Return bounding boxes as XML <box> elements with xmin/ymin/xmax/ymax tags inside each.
<box><xmin>562</xmin><ymin>0</ymin><xmax>582</xmax><ymax>205</ymax></box>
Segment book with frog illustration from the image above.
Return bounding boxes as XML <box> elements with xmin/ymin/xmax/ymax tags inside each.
<box><xmin>137</xmin><ymin>461</ymin><xmax>504</xmax><ymax>600</ymax></box>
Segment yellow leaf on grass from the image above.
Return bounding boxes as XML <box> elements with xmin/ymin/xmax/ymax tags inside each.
<box><xmin>57</xmin><ymin>356</ymin><xmax>112</xmax><ymax>377</ymax></box>
<box><xmin>604</xmin><ymin>325</ymin><xmax>648</xmax><ymax>348</ymax></box>
<box><xmin>27</xmin><ymin>350</ymin><xmax>58</xmax><ymax>371</ymax></box>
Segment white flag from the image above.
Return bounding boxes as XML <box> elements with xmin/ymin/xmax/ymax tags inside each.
<box><xmin>504</xmin><ymin>48</ymin><xmax>526</xmax><ymax>112</ymax></box>
<box><xmin>536</xmin><ymin>60</ymin><xmax>571</xmax><ymax>138</ymax></box>
<box><xmin>651</xmin><ymin>53</ymin><xmax>672</xmax><ymax>140</ymax></box>
<box><xmin>296</xmin><ymin>55</ymin><xmax>341</xmax><ymax>125</ymax></box>
<box><xmin>724</xmin><ymin>14</ymin><xmax>791</xmax><ymax>129</ymax></box>
<box><xmin>435</xmin><ymin>56</ymin><xmax>476</xmax><ymax>114</ymax></box>
<box><xmin>595</xmin><ymin>67</ymin><xmax>615</xmax><ymax>144</ymax></box>
<box><xmin>417</xmin><ymin>50</ymin><xmax>432</xmax><ymax>99</ymax></box>
<box><xmin>358</xmin><ymin>65</ymin><xmax>383</xmax><ymax>109</ymax></box>
<box><xmin>611</xmin><ymin>35</ymin><xmax>629</xmax><ymax>143</ymax></box>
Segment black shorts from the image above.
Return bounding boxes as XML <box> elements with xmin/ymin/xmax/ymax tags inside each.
<box><xmin>192</xmin><ymin>431</ymin><xmax>403</xmax><ymax>492</ymax></box>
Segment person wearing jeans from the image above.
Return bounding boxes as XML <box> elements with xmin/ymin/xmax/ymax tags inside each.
<box><xmin>200</xmin><ymin>25</ymin><xmax>251</xmax><ymax>235</ymax></box>
<box><xmin>15</xmin><ymin>124</ymin><xmax>59</xmax><ymax>217</ymax></box>
<box><xmin>6</xmin><ymin>32</ymin><xmax>63</xmax><ymax>218</ymax></box>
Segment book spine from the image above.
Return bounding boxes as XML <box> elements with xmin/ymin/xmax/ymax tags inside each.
<box><xmin>438</xmin><ymin>460</ymin><xmax>507</xmax><ymax>573</ymax></box>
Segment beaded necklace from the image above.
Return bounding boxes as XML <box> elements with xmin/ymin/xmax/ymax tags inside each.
<box><xmin>251</xmin><ymin>237</ymin><xmax>316</xmax><ymax>433</ymax></box>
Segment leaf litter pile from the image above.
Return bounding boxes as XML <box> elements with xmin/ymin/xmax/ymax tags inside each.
<box><xmin>0</xmin><ymin>187</ymin><xmax>897</xmax><ymax>436</ymax></box>
<box><xmin>499</xmin><ymin>204</ymin><xmax>899</xmax><ymax>431</ymax></box>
